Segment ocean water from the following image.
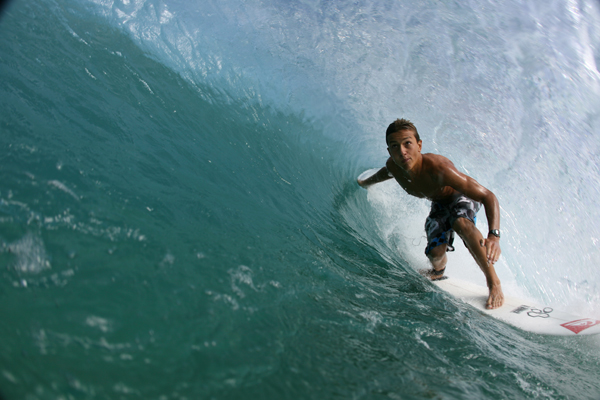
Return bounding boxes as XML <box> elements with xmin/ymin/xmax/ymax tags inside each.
<box><xmin>2</xmin><ymin>0</ymin><xmax>600</xmax><ymax>398</ymax></box>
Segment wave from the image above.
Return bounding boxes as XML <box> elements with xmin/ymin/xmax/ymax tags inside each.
<box><xmin>2</xmin><ymin>0</ymin><xmax>600</xmax><ymax>398</ymax></box>
<box><xmin>75</xmin><ymin>0</ymin><xmax>600</xmax><ymax>313</ymax></box>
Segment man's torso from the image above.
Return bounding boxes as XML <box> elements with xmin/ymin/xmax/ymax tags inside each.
<box><xmin>387</xmin><ymin>153</ymin><xmax>458</xmax><ymax>203</ymax></box>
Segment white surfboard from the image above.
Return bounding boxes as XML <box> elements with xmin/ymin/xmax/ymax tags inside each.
<box><xmin>432</xmin><ymin>276</ymin><xmax>600</xmax><ymax>336</ymax></box>
<box><xmin>357</xmin><ymin>168</ymin><xmax>380</xmax><ymax>181</ymax></box>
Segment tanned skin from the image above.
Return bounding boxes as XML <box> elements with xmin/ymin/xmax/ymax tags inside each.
<box><xmin>358</xmin><ymin>129</ymin><xmax>504</xmax><ymax>309</ymax></box>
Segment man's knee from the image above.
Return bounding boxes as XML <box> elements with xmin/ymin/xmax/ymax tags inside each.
<box><xmin>452</xmin><ymin>218</ymin><xmax>482</xmax><ymax>253</ymax></box>
<box><xmin>452</xmin><ymin>217</ymin><xmax>476</xmax><ymax>237</ymax></box>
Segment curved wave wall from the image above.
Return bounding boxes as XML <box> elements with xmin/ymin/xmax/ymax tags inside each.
<box><xmin>1</xmin><ymin>0</ymin><xmax>600</xmax><ymax>398</ymax></box>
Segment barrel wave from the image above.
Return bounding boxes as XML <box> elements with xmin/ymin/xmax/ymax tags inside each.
<box><xmin>1</xmin><ymin>0</ymin><xmax>600</xmax><ymax>398</ymax></box>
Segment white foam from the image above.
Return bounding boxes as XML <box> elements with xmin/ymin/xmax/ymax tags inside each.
<box><xmin>9</xmin><ymin>233</ymin><xmax>51</xmax><ymax>274</ymax></box>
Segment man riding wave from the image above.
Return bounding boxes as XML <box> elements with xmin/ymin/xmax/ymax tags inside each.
<box><xmin>358</xmin><ymin>118</ymin><xmax>504</xmax><ymax>309</ymax></box>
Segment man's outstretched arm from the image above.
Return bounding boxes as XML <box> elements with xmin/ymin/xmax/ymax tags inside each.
<box><xmin>357</xmin><ymin>165</ymin><xmax>393</xmax><ymax>188</ymax></box>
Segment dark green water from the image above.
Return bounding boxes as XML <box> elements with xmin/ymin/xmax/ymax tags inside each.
<box><xmin>2</xmin><ymin>0</ymin><xmax>600</xmax><ymax>398</ymax></box>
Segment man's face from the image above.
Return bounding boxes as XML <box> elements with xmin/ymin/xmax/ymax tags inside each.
<box><xmin>387</xmin><ymin>129</ymin><xmax>422</xmax><ymax>171</ymax></box>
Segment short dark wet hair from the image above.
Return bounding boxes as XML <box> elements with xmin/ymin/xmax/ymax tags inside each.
<box><xmin>386</xmin><ymin>118</ymin><xmax>420</xmax><ymax>143</ymax></box>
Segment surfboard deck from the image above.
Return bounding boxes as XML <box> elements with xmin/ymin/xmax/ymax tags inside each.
<box><xmin>431</xmin><ymin>276</ymin><xmax>600</xmax><ymax>336</ymax></box>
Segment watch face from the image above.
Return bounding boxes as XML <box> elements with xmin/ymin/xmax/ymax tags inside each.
<box><xmin>489</xmin><ymin>230</ymin><xmax>500</xmax><ymax>238</ymax></box>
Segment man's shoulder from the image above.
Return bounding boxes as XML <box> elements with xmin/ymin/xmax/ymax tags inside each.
<box><xmin>422</xmin><ymin>153</ymin><xmax>454</xmax><ymax>170</ymax></box>
<box><xmin>421</xmin><ymin>154</ymin><xmax>460</xmax><ymax>184</ymax></box>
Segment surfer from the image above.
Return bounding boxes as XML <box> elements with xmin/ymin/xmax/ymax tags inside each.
<box><xmin>357</xmin><ymin>118</ymin><xmax>504</xmax><ymax>309</ymax></box>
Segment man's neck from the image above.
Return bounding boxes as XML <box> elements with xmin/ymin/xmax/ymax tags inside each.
<box><xmin>401</xmin><ymin>153</ymin><xmax>423</xmax><ymax>179</ymax></box>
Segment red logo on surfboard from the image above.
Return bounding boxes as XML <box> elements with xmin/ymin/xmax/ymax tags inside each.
<box><xmin>560</xmin><ymin>319</ymin><xmax>600</xmax><ymax>334</ymax></box>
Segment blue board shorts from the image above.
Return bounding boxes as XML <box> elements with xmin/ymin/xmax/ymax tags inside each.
<box><xmin>424</xmin><ymin>194</ymin><xmax>481</xmax><ymax>255</ymax></box>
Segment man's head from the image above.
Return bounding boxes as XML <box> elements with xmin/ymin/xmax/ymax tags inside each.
<box><xmin>386</xmin><ymin>118</ymin><xmax>423</xmax><ymax>171</ymax></box>
<box><xmin>386</xmin><ymin>118</ymin><xmax>420</xmax><ymax>144</ymax></box>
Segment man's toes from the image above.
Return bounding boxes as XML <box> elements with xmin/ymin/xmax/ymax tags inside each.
<box><xmin>487</xmin><ymin>297</ymin><xmax>504</xmax><ymax>310</ymax></box>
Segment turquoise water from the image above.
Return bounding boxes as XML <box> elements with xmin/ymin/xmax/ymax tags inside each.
<box><xmin>2</xmin><ymin>0</ymin><xmax>600</xmax><ymax>398</ymax></box>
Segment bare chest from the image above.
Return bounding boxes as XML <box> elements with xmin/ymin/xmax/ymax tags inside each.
<box><xmin>395</xmin><ymin>176</ymin><xmax>442</xmax><ymax>199</ymax></box>
<box><xmin>386</xmin><ymin>154</ymin><xmax>456</xmax><ymax>202</ymax></box>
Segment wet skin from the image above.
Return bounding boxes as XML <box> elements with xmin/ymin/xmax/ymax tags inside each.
<box><xmin>358</xmin><ymin>129</ymin><xmax>504</xmax><ymax>309</ymax></box>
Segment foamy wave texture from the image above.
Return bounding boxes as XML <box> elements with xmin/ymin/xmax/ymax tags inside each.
<box><xmin>8</xmin><ymin>233</ymin><xmax>51</xmax><ymax>273</ymax></box>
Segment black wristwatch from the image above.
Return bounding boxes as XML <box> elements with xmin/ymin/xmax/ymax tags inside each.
<box><xmin>488</xmin><ymin>229</ymin><xmax>501</xmax><ymax>238</ymax></box>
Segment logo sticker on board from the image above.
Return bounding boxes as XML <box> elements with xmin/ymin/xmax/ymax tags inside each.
<box><xmin>511</xmin><ymin>305</ymin><xmax>530</xmax><ymax>314</ymax></box>
<box><xmin>527</xmin><ymin>307</ymin><xmax>553</xmax><ymax>318</ymax></box>
<box><xmin>560</xmin><ymin>319</ymin><xmax>600</xmax><ymax>334</ymax></box>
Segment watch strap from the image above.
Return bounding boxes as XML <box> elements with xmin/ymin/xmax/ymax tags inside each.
<box><xmin>488</xmin><ymin>229</ymin><xmax>501</xmax><ymax>238</ymax></box>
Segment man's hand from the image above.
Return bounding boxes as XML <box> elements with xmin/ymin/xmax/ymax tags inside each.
<box><xmin>480</xmin><ymin>236</ymin><xmax>501</xmax><ymax>264</ymax></box>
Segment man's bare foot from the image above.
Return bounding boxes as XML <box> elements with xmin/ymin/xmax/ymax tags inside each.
<box><xmin>486</xmin><ymin>283</ymin><xmax>504</xmax><ymax>309</ymax></box>
<box><xmin>427</xmin><ymin>266</ymin><xmax>446</xmax><ymax>281</ymax></box>
<box><xmin>418</xmin><ymin>267</ymin><xmax>447</xmax><ymax>280</ymax></box>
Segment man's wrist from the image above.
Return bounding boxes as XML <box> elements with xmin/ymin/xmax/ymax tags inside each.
<box><xmin>488</xmin><ymin>229</ymin><xmax>501</xmax><ymax>238</ymax></box>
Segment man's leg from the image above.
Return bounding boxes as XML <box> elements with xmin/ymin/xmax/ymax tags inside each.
<box><xmin>452</xmin><ymin>218</ymin><xmax>504</xmax><ymax>309</ymax></box>
<box><xmin>426</xmin><ymin>244</ymin><xmax>447</xmax><ymax>280</ymax></box>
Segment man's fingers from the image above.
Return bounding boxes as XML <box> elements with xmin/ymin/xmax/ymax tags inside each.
<box><xmin>481</xmin><ymin>239</ymin><xmax>501</xmax><ymax>263</ymax></box>
<box><xmin>482</xmin><ymin>240</ymin><xmax>497</xmax><ymax>264</ymax></box>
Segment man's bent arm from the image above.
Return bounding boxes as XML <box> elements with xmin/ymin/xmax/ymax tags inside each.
<box><xmin>440</xmin><ymin>164</ymin><xmax>501</xmax><ymax>263</ymax></box>
<box><xmin>357</xmin><ymin>166</ymin><xmax>392</xmax><ymax>188</ymax></box>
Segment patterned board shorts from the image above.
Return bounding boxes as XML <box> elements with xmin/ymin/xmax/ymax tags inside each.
<box><xmin>424</xmin><ymin>194</ymin><xmax>481</xmax><ymax>255</ymax></box>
